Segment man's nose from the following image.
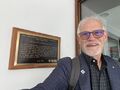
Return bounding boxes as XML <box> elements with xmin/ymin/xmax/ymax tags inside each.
<box><xmin>88</xmin><ymin>33</ymin><xmax>96</xmax><ymax>40</ymax></box>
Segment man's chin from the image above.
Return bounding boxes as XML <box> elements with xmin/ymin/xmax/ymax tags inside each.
<box><xmin>84</xmin><ymin>50</ymin><xmax>101</xmax><ymax>57</ymax></box>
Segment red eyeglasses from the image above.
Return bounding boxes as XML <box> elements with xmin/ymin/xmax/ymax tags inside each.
<box><xmin>79</xmin><ymin>29</ymin><xmax>105</xmax><ymax>40</ymax></box>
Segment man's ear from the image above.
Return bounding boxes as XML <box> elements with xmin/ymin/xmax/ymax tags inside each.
<box><xmin>77</xmin><ymin>36</ymin><xmax>81</xmax><ymax>54</ymax></box>
<box><xmin>77</xmin><ymin>36</ymin><xmax>81</xmax><ymax>45</ymax></box>
<box><xmin>104</xmin><ymin>31</ymin><xmax>108</xmax><ymax>41</ymax></box>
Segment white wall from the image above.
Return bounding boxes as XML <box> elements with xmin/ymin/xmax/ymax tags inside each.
<box><xmin>0</xmin><ymin>0</ymin><xmax>75</xmax><ymax>90</ymax></box>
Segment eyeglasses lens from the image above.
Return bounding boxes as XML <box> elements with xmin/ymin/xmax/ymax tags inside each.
<box><xmin>93</xmin><ymin>30</ymin><xmax>104</xmax><ymax>38</ymax></box>
<box><xmin>79</xmin><ymin>32</ymin><xmax>89</xmax><ymax>40</ymax></box>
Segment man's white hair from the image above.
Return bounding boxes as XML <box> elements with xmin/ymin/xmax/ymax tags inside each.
<box><xmin>77</xmin><ymin>16</ymin><xmax>107</xmax><ymax>36</ymax></box>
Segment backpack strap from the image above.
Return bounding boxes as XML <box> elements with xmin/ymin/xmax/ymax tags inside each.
<box><xmin>69</xmin><ymin>56</ymin><xmax>80</xmax><ymax>90</ymax></box>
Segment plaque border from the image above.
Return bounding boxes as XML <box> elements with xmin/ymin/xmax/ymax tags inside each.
<box><xmin>8</xmin><ymin>27</ymin><xmax>60</xmax><ymax>69</ymax></box>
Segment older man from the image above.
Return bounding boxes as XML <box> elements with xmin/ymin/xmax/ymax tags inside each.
<box><xmin>23</xmin><ymin>16</ymin><xmax>120</xmax><ymax>90</ymax></box>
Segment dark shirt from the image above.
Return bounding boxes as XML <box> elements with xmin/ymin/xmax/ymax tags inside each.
<box><xmin>83</xmin><ymin>53</ymin><xmax>111</xmax><ymax>90</ymax></box>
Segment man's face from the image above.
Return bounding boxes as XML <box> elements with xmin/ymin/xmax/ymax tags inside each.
<box><xmin>78</xmin><ymin>20</ymin><xmax>108</xmax><ymax>57</ymax></box>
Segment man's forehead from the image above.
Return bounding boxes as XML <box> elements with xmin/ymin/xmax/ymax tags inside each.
<box><xmin>82</xmin><ymin>19</ymin><xmax>102</xmax><ymax>26</ymax></box>
<box><xmin>80</xmin><ymin>20</ymin><xmax>103</xmax><ymax>31</ymax></box>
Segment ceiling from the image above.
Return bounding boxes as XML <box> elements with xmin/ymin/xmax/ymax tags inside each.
<box><xmin>83</xmin><ymin>0</ymin><xmax>120</xmax><ymax>14</ymax></box>
<box><xmin>82</xmin><ymin>0</ymin><xmax>120</xmax><ymax>38</ymax></box>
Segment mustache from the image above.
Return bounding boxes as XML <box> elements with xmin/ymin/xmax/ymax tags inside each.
<box><xmin>85</xmin><ymin>42</ymin><xmax>101</xmax><ymax>46</ymax></box>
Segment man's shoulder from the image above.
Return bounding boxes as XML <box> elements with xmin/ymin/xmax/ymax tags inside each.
<box><xmin>103</xmin><ymin>55</ymin><xmax>113</xmax><ymax>60</ymax></box>
<box><xmin>57</xmin><ymin>56</ymin><xmax>80</xmax><ymax>65</ymax></box>
<box><xmin>104</xmin><ymin>55</ymin><xmax>120</xmax><ymax>67</ymax></box>
<box><xmin>58</xmin><ymin>57</ymin><xmax>72</xmax><ymax>63</ymax></box>
<box><xmin>57</xmin><ymin>57</ymin><xmax>72</xmax><ymax>68</ymax></box>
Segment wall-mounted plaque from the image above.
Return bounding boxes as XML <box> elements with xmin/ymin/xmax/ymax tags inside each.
<box><xmin>8</xmin><ymin>27</ymin><xmax>60</xmax><ymax>69</ymax></box>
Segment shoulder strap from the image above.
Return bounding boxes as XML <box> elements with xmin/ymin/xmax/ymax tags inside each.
<box><xmin>69</xmin><ymin>56</ymin><xmax>80</xmax><ymax>90</ymax></box>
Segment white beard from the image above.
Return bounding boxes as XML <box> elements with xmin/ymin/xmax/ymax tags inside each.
<box><xmin>81</xmin><ymin>46</ymin><xmax>103</xmax><ymax>57</ymax></box>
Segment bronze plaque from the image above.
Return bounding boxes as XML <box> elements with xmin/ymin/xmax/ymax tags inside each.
<box><xmin>9</xmin><ymin>27</ymin><xmax>60</xmax><ymax>69</ymax></box>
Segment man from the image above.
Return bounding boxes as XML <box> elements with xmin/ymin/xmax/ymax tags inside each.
<box><xmin>23</xmin><ymin>16</ymin><xmax>120</xmax><ymax>90</ymax></box>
